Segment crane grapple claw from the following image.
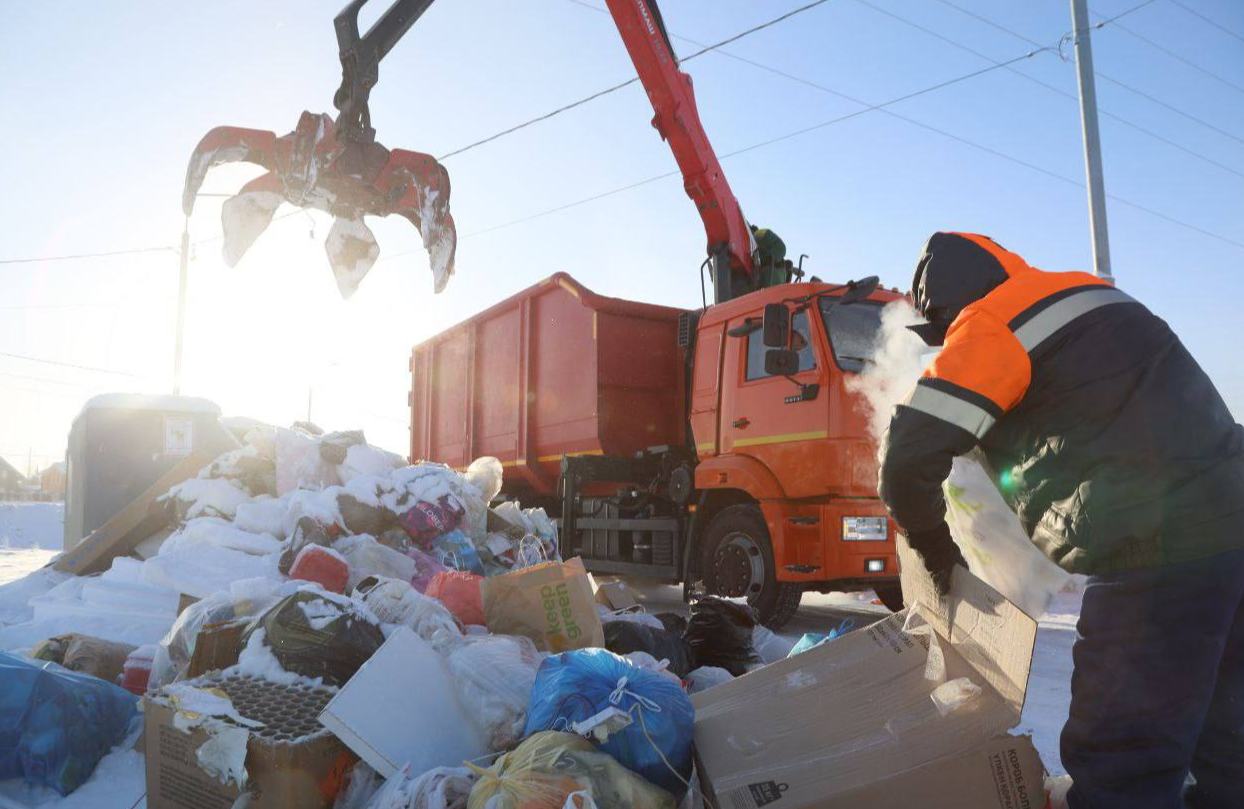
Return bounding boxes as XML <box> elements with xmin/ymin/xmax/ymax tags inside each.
<box><xmin>182</xmin><ymin>112</ymin><xmax>456</xmax><ymax>296</ymax></box>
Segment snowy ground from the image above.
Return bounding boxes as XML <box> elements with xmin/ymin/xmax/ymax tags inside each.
<box><xmin>0</xmin><ymin>503</ymin><xmax>63</xmax><ymax>583</ymax></box>
<box><xmin>0</xmin><ymin>505</ymin><xmax>1079</xmax><ymax>806</ymax></box>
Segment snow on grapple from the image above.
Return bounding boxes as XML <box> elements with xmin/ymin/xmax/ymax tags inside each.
<box><xmin>182</xmin><ymin>112</ymin><xmax>456</xmax><ymax>298</ymax></box>
<box><xmin>182</xmin><ymin>0</ymin><xmax>456</xmax><ymax>298</ymax></box>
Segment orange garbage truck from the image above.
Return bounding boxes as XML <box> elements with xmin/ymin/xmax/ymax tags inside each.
<box><xmin>409</xmin><ymin>272</ymin><xmax>903</xmax><ymax>627</ymax></box>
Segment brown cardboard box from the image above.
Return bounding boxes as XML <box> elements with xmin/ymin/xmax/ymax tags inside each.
<box><xmin>594</xmin><ymin>578</ymin><xmax>640</xmax><ymax>612</ymax></box>
<box><xmin>185</xmin><ymin>620</ymin><xmax>247</xmax><ymax>679</ymax></box>
<box><xmin>177</xmin><ymin>593</ymin><xmax>200</xmax><ymax>616</ymax></box>
<box><xmin>691</xmin><ymin>539</ymin><xmax>1045</xmax><ymax>809</ymax></box>
<box><xmin>145</xmin><ymin>673</ymin><xmax>355</xmax><ymax>809</ymax></box>
<box><xmin>55</xmin><ymin>452</ymin><xmax>212</xmax><ymax>575</ymax></box>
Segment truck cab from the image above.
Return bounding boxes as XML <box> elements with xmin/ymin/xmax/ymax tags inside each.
<box><xmin>410</xmin><ymin>273</ymin><xmax>904</xmax><ymax>627</ymax></box>
<box><xmin>679</xmin><ymin>282</ymin><xmax>904</xmax><ymax>624</ymax></box>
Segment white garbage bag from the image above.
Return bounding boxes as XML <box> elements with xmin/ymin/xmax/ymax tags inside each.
<box><xmin>944</xmin><ymin>453</ymin><xmax>1071</xmax><ymax>618</ymax></box>
<box><xmin>435</xmin><ymin>632</ymin><xmax>544</xmax><ymax>752</ymax></box>
<box><xmin>334</xmin><ymin>534</ymin><xmax>418</xmax><ymax>592</ymax></box>
<box><xmin>355</xmin><ymin>577</ymin><xmax>461</xmax><ymax>643</ymax></box>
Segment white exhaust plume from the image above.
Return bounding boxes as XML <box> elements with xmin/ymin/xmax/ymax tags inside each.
<box><xmin>846</xmin><ymin>300</ymin><xmax>931</xmax><ymax>445</ymax></box>
<box><xmin>845</xmin><ymin>299</ymin><xmax>1070</xmax><ymax>617</ymax></box>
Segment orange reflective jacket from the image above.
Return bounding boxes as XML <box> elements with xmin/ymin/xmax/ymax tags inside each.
<box><xmin>880</xmin><ymin>232</ymin><xmax>1244</xmax><ymax>574</ymax></box>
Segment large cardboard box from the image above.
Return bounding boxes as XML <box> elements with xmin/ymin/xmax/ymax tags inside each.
<box><xmin>145</xmin><ymin>673</ymin><xmax>355</xmax><ymax>809</ymax></box>
<box><xmin>54</xmin><ymin>452</ymin><xmax>211</xmax><ymax>575</ymax></box>
<box><xmin>692</xmin><ymin>541</ymin><xmax>1045</xmax><ymax>809</ymax></box>
<box><xmin>185</xmin><ymin>620</ymin><xmax>247</xmax><ymax>679</ymax></box>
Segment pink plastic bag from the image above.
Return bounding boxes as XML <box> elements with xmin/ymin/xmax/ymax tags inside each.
<box><xmin>406</xmin><ymin>547</ymin><xmax>446</xmax><ymax>593</ymax></box>
<box><xmin>426</xmin><ymin>571</ymin><xmax>485</xmax><ymax>627</ymax></box>
<box><xmin>397</xmin><ymin>496</ymin><xmax>465</xmax><ymax>546</ymax></box>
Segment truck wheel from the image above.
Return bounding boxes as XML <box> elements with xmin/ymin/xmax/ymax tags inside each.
<box><xmin>699</xmin><ymin>504</ymin><xmax>802</xmax><ymax>630</ymax></box>
<box><xmin>874</xmin><ymin>583</ymin><xmax>905</xmax><ymax>612</ymax></box>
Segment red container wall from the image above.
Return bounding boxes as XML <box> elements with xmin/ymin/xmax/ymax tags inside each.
<box><xmin>411</xmin><ymin>274</ymin><xmax>686</xmax><ymax>496</ymax></box>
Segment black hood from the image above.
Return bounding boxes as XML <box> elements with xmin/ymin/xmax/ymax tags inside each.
<box><xmin>909</xmin><ymin>232</ymin><xmax>1014</xmax><ymax>346</ymax></box>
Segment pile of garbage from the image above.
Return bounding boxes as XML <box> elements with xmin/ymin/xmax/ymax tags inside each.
<box><xmin>0</xmin><ymin>425</ymin><xmax>731</xmax><ymax>808</ymax></box>
<box><xmin>0</xmin><ymin>422</ymin><xmax>1053</xmax><ymax>809</ymax></box>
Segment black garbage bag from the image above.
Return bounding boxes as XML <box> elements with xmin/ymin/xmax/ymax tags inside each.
<box><xmin>603</xmin><ymin>621</ymin><xmax>694</xmax><ymax>679</ymax></box>
<box><xmin>682</xmin><ymin>597</ymin><xmax>762</xmax><ymax>676</ymax></box>
<box><xmin>241</xmin><ymin>590</ymin><xmax>384</xmax><ymax>686</ymax></box>
<box><xmin>654</xmin><ymin>612</ymin><xmax>688</xmax><ymax>637</ymax></box>
<box><xmin>277</xmin><ymin>517</ymin><xmax>333</xmax><ymax>575</ymax></box>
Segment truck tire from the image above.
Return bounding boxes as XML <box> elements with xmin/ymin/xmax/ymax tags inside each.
<box><xmin>699</xmin><ymin>504</ymin><xmax>802</xmax><ymax>630</ymax></box>
<box><xmin>874</xmin><ymin>583</ymin><xmax>905</xmax><ymax>612</ymax></box>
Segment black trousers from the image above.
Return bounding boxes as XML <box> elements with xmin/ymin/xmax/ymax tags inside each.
<box><xmin>1064</xmin><ymin>547</ymin><xmax>1244</xmax><ymax>808</ymax></box>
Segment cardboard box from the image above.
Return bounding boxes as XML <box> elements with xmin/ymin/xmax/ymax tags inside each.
<box><xmin>318</xmin><ymin>627</ymin><xmax>489</xmax><ymax>777</ymax></box>
<box><xmin>691</xmin><ymin>540</ymin><xmax>1044</xmax><ymax>809</ymax></box>
<box><xmin>186</xmin><ymin>620</ymin><xmax>247</xmax><ymax>679</ymax></box>
<box><xmin>594</xmin><ymin>578</ymin><xmax>640</xmax><ymax>612</ymax></box>
<box><xmin>144</xmin><ymin>672</ymin><xmax>355</xmax><ymax>809</ymax></box>
<box><xmin>55</xmin><ymin>452</ymin><xmax>211</xmax><ymax>575</ymax></box>
<box><xmin>177</xmin><ymin>593</ymin><xmax>201</xmax><ymax>616</ymax></box>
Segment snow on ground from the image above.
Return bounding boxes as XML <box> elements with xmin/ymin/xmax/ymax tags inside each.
<box><xmin>0</xmin><ymin>503</ymin><xmax>64</xmax><ymax>625</ymax></box>
<box><xmin>0</xmin><ymin>503</ymin><xmax>63</xmax><ymax>552</ymax></box>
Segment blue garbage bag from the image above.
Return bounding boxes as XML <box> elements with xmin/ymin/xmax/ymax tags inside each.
<box><xmin>431</xmin><ymin>529</ymin><xmax>484</xmax><ymax>575</ymax></box>
<box><xmin>0</xmin><ymin>651</ymin><xmax>138</xmax><ymax>796</ymax></box>
<box><xmin>524</xmin><ymin>648</ymin><xmax>694</xmax><ymax>798</ymax></box>
<box><xmin>787</xmin><ymin>618</ymin><xmax>856</xmax><ymax>657</ymax></box>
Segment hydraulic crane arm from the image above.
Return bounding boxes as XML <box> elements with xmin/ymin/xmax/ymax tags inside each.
<box><xmin>603</xmin><ymin>0</ymin><xmax>756</xmax><ymax>303</ymax></box>
<box><xmin>330</xmin><ymin>0</ymin><xmax>762</xmax><ymax>302</ymax></box>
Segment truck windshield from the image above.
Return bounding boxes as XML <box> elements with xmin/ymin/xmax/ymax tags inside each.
<box><xmin>818</xmin><ymin>298</ymin><xmax>885</xmax><ymax>373</ymax></box>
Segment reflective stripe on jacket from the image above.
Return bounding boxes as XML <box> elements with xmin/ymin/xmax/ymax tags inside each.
<box><xmin>880</xmin><ymin>233</ymin><xmax>1244</xmax><ymax>574</ymax></box>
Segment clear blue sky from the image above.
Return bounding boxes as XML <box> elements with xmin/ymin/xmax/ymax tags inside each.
<box><xmin>1</xmin><ymin>0</ymin><xmax>1241</xmax><ymax>471</ymax></box>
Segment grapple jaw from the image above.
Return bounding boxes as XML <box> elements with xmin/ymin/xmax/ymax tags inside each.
<box><xmin>183</xmin><ymin>111</ymin><xmax>456</xmax><ymax>297</ymax></box>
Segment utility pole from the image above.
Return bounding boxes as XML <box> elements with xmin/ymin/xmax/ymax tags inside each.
<box><xmin>1070</xmin><ymin>0</ymin><xmax>1114</xmax><ymax>283</ymax></box>
<box><xmin>173</xmin><ymin>220</ymin><xmax>190</xmax><ymax>395</ymax></box>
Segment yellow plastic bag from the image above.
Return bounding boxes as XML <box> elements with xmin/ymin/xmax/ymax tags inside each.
<box><xmin>466</xmin><ymin>732</ymin><xmax>674</xmax><ymax>809</ymax></box>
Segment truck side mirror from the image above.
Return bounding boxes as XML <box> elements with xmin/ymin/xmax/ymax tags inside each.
<box><xmin>838</xmin><ymin>276</ymin><xmax>880</xmax><ymax>306</ymax></box>
<box><xmin>762</xmin><ymin>303</ymin><xmax>789</xmax><ymax>347</ymax></box>
<box><xmin>764</xmin><ymin>348</ymin><xmax>800</xmax><ymax>376</ymax></box>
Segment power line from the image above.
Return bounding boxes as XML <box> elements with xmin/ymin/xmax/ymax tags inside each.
<box><xmin>437</xmin><ymin>1</ymin><xmax>1243</xmax><ymax>252</ymax></box>
<box><xmin>1098</xmin><ymin>0</ymin><xmax>1162</xmax><ymax>27</ymax></box>
<box><xmin>853</xmin><ymin>0</ymin><xmax>1244</xmax><ymax>181</ymax></box>
<box><xmin>435</xmin><ymin>46</ymin><xmax>1060</xmax><ymax>243</ymax></box>
<box><xmin>0</xmin><ymin>370</ymin><xmax>98</xmax><ymax>390</ymax></box>
<box><xmin>931</xmin><ymin>0</ymin><xmax>1244</xmax><ymax>147</ymax></box>
<box><xmin>437</xmin><ymin>0</ymin><xmax>838</xmax><ymax>161</ymax></box>
<box><xmin>0</xmin><ymin>246</ymin><xmax>172</xmax><ymax>266</ymax></box>
<box><xmin>1101</xmin><ymin>16</ymin><xmax>1244</xmax><ymax>96</ymax></box>
<box><xmin>1166</xmin><ymin>0</ymin><xmax>1244</xmax><ymax>45</ymax></box>
<box><xmin>0</xmin><ymin>351</ymin><xmax>146</xmax><ymax>378</ymax></box>
<box><xmin>0</xmin><ymin>383</ymin><xmax>87</xmax><ymax>401</ymax></box>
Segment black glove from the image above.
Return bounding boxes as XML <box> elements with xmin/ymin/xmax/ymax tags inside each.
<box><xmin>905</xmin><ymin>522</ymin><xmax>967</xmax><ymax>596</ymax></box>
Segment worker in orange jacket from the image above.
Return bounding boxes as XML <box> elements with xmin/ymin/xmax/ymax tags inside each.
<box><xmin>879</xmin><ymin>232</ymin><xmax>1244</xmax><ymax>809</ymax></box>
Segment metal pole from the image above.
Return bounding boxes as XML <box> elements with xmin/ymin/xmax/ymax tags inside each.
<box><xmin>1070</xmin><ymin>0</ymin><xmax>1114</xmax><ymax>283</ymax></box>
<box><xmin>173</xmin><ymin>220</ymin><xmax>190</xmax><ymax>394</ymax></box>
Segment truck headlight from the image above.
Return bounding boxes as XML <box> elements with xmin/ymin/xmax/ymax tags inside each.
<box><xmin>842</xmin><ymin>516</ymin><xmax>888</xmax><ymax>542</ymax></box>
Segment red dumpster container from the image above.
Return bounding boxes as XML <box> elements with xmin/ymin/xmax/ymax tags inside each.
<box><xmin>410</xmin><ymin>273</ymin><xmax>686</xmax><ymax>496</ymax></box>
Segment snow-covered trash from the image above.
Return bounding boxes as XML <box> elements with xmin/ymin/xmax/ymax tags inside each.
<box><xmin>144</xmin><ymin>670</ymin><xmax>351</xmax><ymax>807</ymax></box>
<box><xmin>354</xmin><ymin>576</ymin><xmax>460</xmax><ymax>643</ymax></box>
<box><xmin>240</xmin><ymin>587</ymin><xmax>384</xmax><ymax>686</ymax></box>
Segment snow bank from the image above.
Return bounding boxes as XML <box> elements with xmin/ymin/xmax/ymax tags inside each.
<box><xmin>0</xmin><ymin>503</ymin><xmax>64</xmax><ymax>551</ymax></box>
